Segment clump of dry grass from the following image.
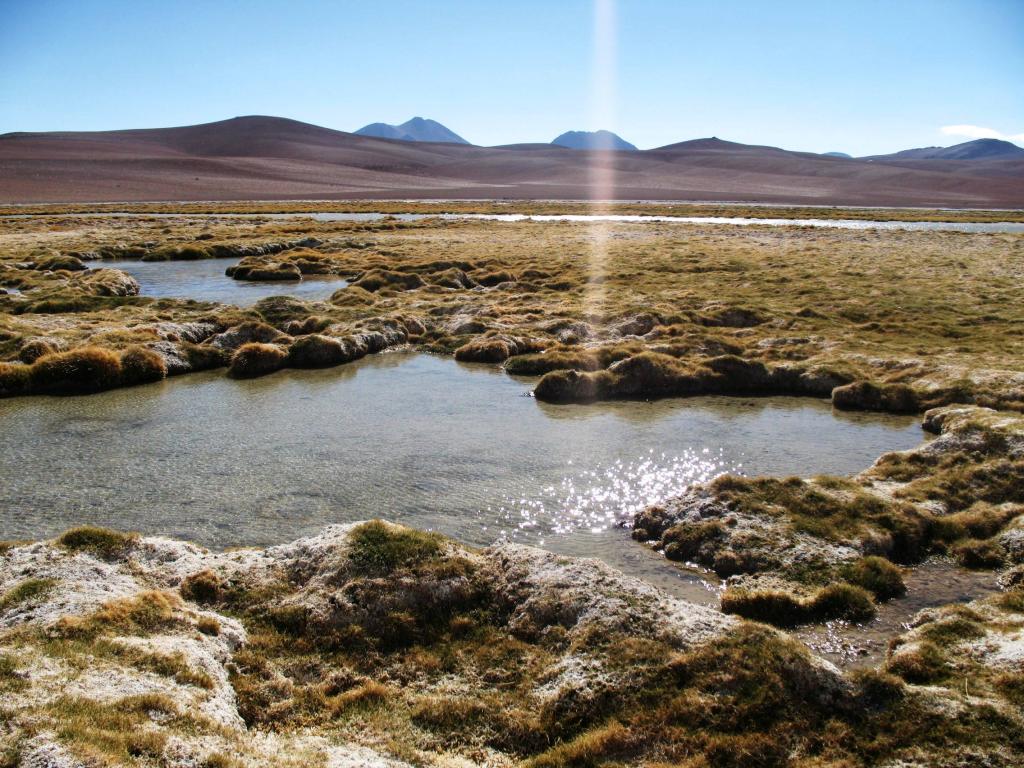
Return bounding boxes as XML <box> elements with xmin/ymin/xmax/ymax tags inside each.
<box><xmin>228</xmin><ymin>342</ymin><xmax>288</xmax><ymax>378</ymax></box>
<box><xmin>56</xmin><ymin>526</ymin><xmax>138</xmax><ymax>560</ymax></box>
<box><xmin>179</xmin><ymin>569</ymin><xmax>223</xmax><ymax>604</ymax></box>
<box><xmin>0</xmin><ymin>578</ymin><xmax>55</xmax><ymax>611</ymax></box>
<box><xmin>54</xmin><ymin>590</ymin><xmax>181</xmax><ymax>639</ymax></box>
<box><xmin>29</xmin><ymin>346</ymin><xmax>123</xmax><ymax>395</ymax></box>
<box><xmin>351</xmin><ymin>268</ymin><xmax>425</xmax><ymax>292</ymax></box>
<box><xmin>720</xmin><ymin>583</ymin><xmax>876</xmax><ymax>627</ymax></box>
<box><xmin>0</xmin><ymin>362</ymin><xmax>30</xmax><ymax>397</ymax></box>
<box><xmin>287</xmin><ymin>334</ymin><xmax>347</xmax><ymax>368</ymax></box>
<box><xmin>226</xmin><ymin>259</ymin><xmax>302</xmax><ymax>281</ymax></box>
<box><xmin>119</xmin><ymin>345</ymin><xmax>167</xmax><ymax>386</ymax></box>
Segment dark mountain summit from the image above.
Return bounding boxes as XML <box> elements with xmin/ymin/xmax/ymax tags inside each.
<box><xmin>551</xmin><ymin>130</ymin><xmax>637</xmax><ymax>151</ymax></box>
<box><xmin>354</xmin><ymin>117</ymin><xmax>469</xmax><ymax>145</ymax></box>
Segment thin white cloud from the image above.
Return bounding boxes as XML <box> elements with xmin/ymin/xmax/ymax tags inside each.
<box><xmin>941</xmin><ymin>124</ymin><xmax>1024</xmax><ymax>142</ymax></box>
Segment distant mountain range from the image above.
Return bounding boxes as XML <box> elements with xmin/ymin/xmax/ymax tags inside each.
<box><xmin>863</xmin><ymin>138</ymin><xmax>1024</xmax><ymax>162</ymax></box>
<box><xmin>1</xmin><ymin>115</ymin><xmax>1021</xmax><ymax>206</ymax></box>
<box><xmin>355</xmin><ymin>117</ymin><xmax>469</xmax><ymax>145</ymax></box>
<box><xmin>551</xmin><ymin>130</ymin><xmax>637</xmax><ymax>151</ymax></box>
<box><xmin>350</xmin><ymin>117</ymin><xmax>1024</xmax><ymax>163</ymax></box>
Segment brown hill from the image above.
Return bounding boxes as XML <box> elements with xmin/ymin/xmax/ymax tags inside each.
<box><xmin>1</xmin><ymin>115</ymin><xmax>1022</xmax><ymax>207</ymax></box>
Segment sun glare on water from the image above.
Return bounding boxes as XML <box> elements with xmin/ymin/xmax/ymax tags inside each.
<box><xmin>496</xmin><ymin>448</ymin><xmax>738</xmax><ymax>543</ymax></box>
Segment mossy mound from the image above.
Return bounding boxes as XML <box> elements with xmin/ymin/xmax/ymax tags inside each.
<box><xmin>226</xmin><ymin>259</ymin><xmax>302</xmax><ymax>281</ymax></box>
<box><xmin>533</xmin><ymin>352</ymin><xmax>846</xmax><ymax>403</ymax></box>
<box><xmin>287</xmin><ymin>334</ymin><xmax>347</xmax><ymax>368</ymax></box>
<box><xmin>18</xmin><ymin>337</ymin><xmax>63</xmax><ymax>364</ymax></box>
<box><xmin>29</xmin><ymin>346</ymin><xmax>123</xmax><ymax>395</ymax></box>
<box><xmin>31</xmin><ymin>254</ymin><xmax>88</xmax><ymax>272</ymax></box>
<box><xmin>228</xmin><ymin>343</ymin><xmax>288</xmax><ymax>379</ymax></box>
<box><xmin>56</xmin><ymin>526</ymin><xmax>138</xmax><ymax>560</ymax></box>
<box><xmin>330</xmin><ymin>285</ymin><xmax>376</xmax><ymax>305</ymax></box>
<box><xmin>350</xmin><ymin>269</ymin><xmax>425</xmax><ymax>293</ymax></box>
<box><xmin>208</xmin><ymin>321</ymin><xmax>290</xmax><ymax>351</ymax></box>
<box><xmin>721</xmin><ymin>583</ymin><xmax>876</xmax><ymax>626</ymax></box>
<box><xmin>505</xmin><ymin>344</ymin><xmax>639</xmax><ymax>375</ymax></box>
<box><xmin>119</xmin><ymin>346</ymin><xmax>168</xmax><ymax>387</ymax></box>
<box><xmin>0</xmin><ymin>362</ymin><xmax>31</xmax><ymax>397</ymax></box>
<box><xmin>454</xmin><ymin>336</ymin><xmax>546</xmax><ymax>363</ymax></box>
<box><xmin>833</xmin><ymin>380</ymin><xmax>920</xmax><ymax>413</ymax></box>
<box><xmin>472</xmin><ymin>269</ymin><xmax>517</xmax><ymax>287</ymax></box>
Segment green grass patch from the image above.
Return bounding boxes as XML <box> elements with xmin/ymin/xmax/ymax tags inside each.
<box><xmin>0</xmin><ymin>577</ymin><xmax>56</xmax><ymax>611</ymax></box>
<box><xmin>347</xmin><ymin>520</ymin><xmax>445</xmax><ymax>576</ymax></box>
<box><xmin>56</xmin><ymin>526</ymin><xmax>138</xmax><ymax>560</ymax></box>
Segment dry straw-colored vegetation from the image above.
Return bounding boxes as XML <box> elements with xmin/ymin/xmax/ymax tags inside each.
<box><xmin>1</xmin><ymin>209</ymin><xmax>1022</xmax><ymax>413</ymax></box>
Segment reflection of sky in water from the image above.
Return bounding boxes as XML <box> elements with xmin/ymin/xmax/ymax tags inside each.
<box><xmin>0</xmin><ymin>353</ymin><xmax>925</xmax><ymax>596</ymax></box>
<box><xmin>93</xmin><ymin>258</ymin><xmax>346</xmax><ymax>306</ymax></box>
<box><xmin>15</xmin><ymin>210</ymin><xmax>1024</xmax><ymax>234</ymax></box>
<box><xmin>497</xmin><ymin>448</ymin><xmax>735</xmax><ymax>543</ymax></box>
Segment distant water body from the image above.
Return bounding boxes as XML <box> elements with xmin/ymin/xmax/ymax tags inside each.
<box><xmin>5</xmin><ymin>211</ymin><xmax>1024</xmax><ymax>233</ymax></box>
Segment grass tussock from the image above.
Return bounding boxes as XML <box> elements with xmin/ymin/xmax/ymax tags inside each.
<box><xmin>55</xmin><ymin>590</ymin><xmax>181</xmax><ymax>639</ymax></box>
<box><xmin>29</xmin><ymin>346</ymin><xmax>122</xmax><ymax>395</ymax></box>
<box><xmin>56</xmin><ymin>526</ymin><xmax>138</xmax><ymax>559</ymax></box>
<box><xmin>287</xmin><ymin>334</ymin><xmax>347</xmax><ymax>368</ymax></box>
<box><xmin>0</xmin><ymin>578</ymin><xmax>56</xmax><ymax>611</ymax></box>
<box><xmin>228</xmin><ymin>342</ymin><xmax>288</xmax><ymax>378</ymax></box>
<box><xmin>346</xmin><ymin>520</ymin><xmax>445</xmax><ymax>576</ymax></box>
<box><xmin>179</xmin><ymin>569</ymin><xmax>223</xmax><ymax>604</ymax></box>
<box><xmin>720</xmin><ymin>583</ymin><xmax>876</xmax><ymax>627</ymax></box>
<box><xmin>840</xmin><ymin>556</ymin><xmax>906</xmax><ymax>600</ymax></box>
<box><xmin>119</xmin><ymin>345</ymin><xmax>167</xmax><ymax>386</ymax></box>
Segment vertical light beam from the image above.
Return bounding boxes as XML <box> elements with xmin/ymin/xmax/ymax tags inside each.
<box><xmin>586</xmin><ymin>0</ymin><xmax>617</xmax><ymax>321</ymax></box>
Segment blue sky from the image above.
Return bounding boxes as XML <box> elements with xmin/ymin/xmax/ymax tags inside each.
<box><xmin>1</xmin><ymin>0</ymin><xmax>1022</xmax><ymax>154</ymax></box>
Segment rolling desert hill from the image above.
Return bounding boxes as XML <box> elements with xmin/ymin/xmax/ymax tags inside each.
<box><xmin>1</xmin><ymin>115</ymin><xmax>1022</xmax><ymax>206</ymax></box>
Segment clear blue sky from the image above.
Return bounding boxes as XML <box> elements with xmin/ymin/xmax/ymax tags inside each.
<box><xmin>2</xmin><ymin>0</ymin><xmax>1022</xmax><ymax>154</ymax></box>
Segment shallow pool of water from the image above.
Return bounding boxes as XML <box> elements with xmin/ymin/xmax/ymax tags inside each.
<box><xmin>0</xmin><ymin>352</ymin><xmax>926</xmax><ymax>595</ymax></box>
<box><xmin>96</xmin><ymin>258</ymin><xmax>346</xmax><ymax>305</ymax></box>
<box><xmin>798</xmin><ymin>560</ymin><xmax>1001</xmax><ymax>668</ymax></box>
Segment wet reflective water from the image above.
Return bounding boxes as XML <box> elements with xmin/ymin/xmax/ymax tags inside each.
<box><xmin>95</xmin><ymin>258</ymin><xmax>347</xmax><ymax>306</ymax></box>
<box><xmin>798</xmin><ymin>560</ymin><xmax>1000</xmax><ymax>668</ymax></box>
<box><xmin>0</xmin><ymin>352</ymin><xmax>925</xmax><ymax>595</ymax></box>
<box><xmin>7</xmin><ymin>211</ymin><xmax>1024</xmax><ymax>233</ymax></box>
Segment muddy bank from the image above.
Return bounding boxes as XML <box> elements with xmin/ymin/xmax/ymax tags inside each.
<box><xmin>2</xmin><ymin>521</ymin><xmax>1023</xmax><ymax>766</ymax></box>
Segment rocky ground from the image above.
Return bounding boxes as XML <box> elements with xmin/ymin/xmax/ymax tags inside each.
<box><xmin>2</xmin><ymin>521</ymin><xmax>1023</xmax><ymax>767</ymax></box>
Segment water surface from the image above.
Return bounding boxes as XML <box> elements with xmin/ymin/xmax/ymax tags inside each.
<box><xmin>95</xmin><ymin>258</ymin><xmax>346</xmax><ymax>305</ymax></box>
<box><xmin>8</xmin><ymin>211</ymin><xmax>1024</xmax><ymax>233</ymax></box>
<box><xmin>0</xmin><ymin>353</ymin><xmax>925</xmax><ymax>596</ymax></box>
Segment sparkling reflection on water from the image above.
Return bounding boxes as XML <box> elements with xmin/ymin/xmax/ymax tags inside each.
<box><xmin>0</xmin><ymin>353</ymin><xmax>925</xmax><ymax>601</ymax></box>
<box><xmin>498</xmin><ymin>448</ymin><xmax>733</xmax><ymax>543</ymax></box>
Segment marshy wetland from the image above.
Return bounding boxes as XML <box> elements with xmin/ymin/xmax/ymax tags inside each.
<box><xmin>2</xmin><ymin>205</ymin><xmax>1024</xmax><ymax>766</ymax></box>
